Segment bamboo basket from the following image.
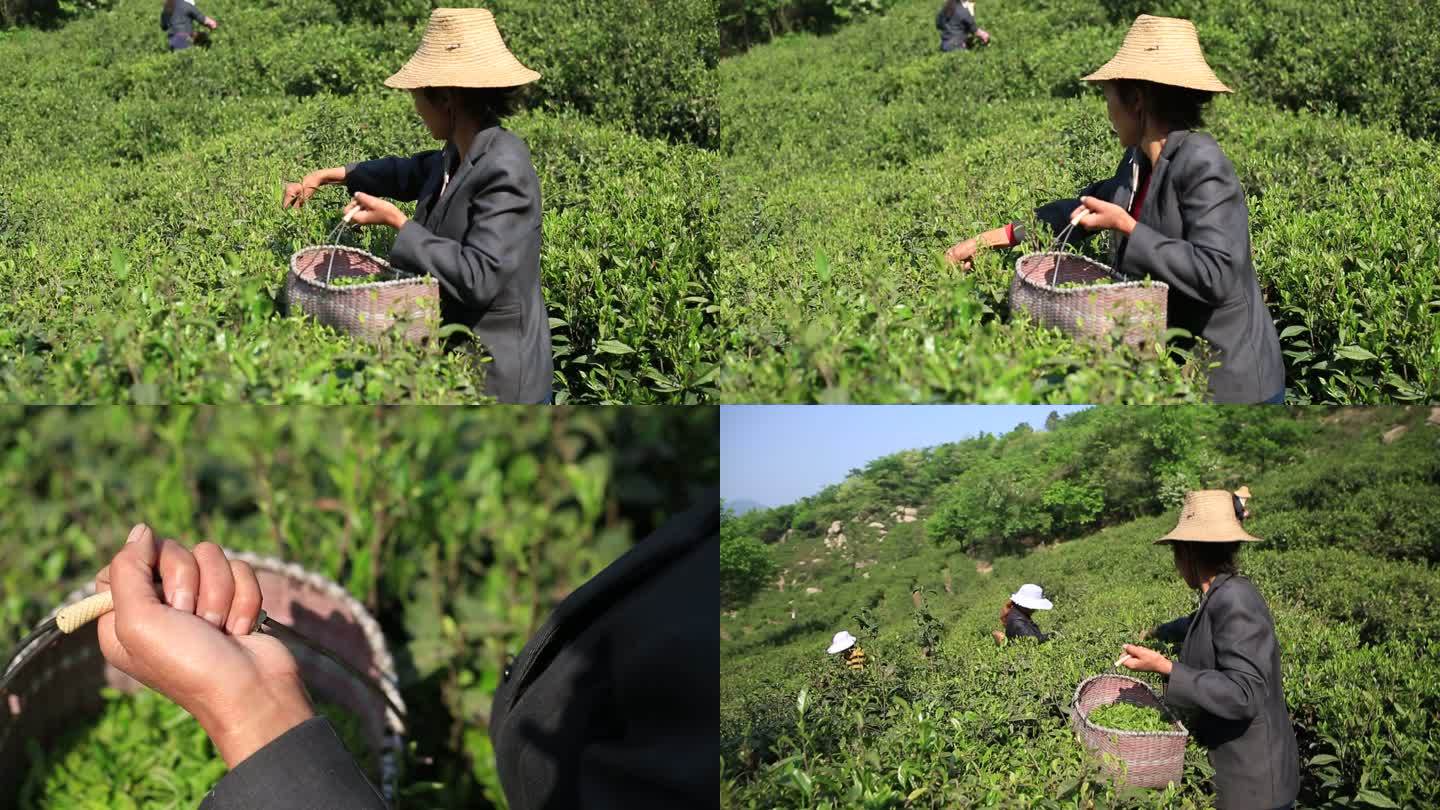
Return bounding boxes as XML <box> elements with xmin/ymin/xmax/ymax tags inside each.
<box><xmin>1071</xmin><ymin>673</ymin><xmax>1188</xmax><ymax>789</ymax></box>
<box><xmin>287</xmin><ymin>245</ymin><xmax>440</xmax><ymax>344</ymax></box>
<box><xmin>1010</xmin><ymin>252</ymin><xmax>1168</xmax><ymax>346</ymax></box>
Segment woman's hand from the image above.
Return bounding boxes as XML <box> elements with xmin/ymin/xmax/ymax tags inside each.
<box><xmin>204</xmin><ymin>17</ymin><xmax>218</xmax><ymax>29</ymax></box>
<box><xmin>96</xmin><ymin>524</ymin><xmax>314</xmax><ymax>768</ymax></box>
<box><xmin>945</xmin><ymin>238</ymin><xmax>979</xmax><ymax>269</ymax></box>
<box><xmin>282</xmin><ymin>167</ymin><xmax>346</xmax><ymax>210</ymax></box>
<box><xmin>1117</xmin><ymin>643</ymin><xmax>1173</xmax><ymax>676</ymax></box>
<box><xmin>1071</xmin><ymin>196</ymin><xmax>1136</xmax><ymax>235</ymax></box>
<box><xmin>343</xmin><ymin>192</ymin><xmax>409</xmax><ymax>230</ymax></box>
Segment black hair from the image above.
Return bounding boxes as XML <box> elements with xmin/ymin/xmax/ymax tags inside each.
<box><xmin>942</xmin><ymin>0</ymin><xmax>958</xmax><ymax>15</ymax></box>
<box><xmin>1112</xmin><ymin>79</ymin><xmax>1214</xmax><ymax>132</ymax></box>
<box><xmin>1171</xmin><ymin>541</ymin><xmax>1240</xmax><ymax>587</ymax></box>
<box><xmin>1232</xmin><ymin>494</ymin><xmax>1246</xmax><ymax>522</ymax></box>
<box><xmin>421</xmin><ymin>86</ymin><xmax>521</xmax><ymax>123</ymax></box>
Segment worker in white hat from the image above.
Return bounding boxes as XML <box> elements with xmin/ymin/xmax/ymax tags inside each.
<box><xmin>992</xmin><ymin>583</ymin><xmax>1052</xmax><ymax>645</ymax></box>
<box><xmin>826</xmin><ymin>630</ymin><xmax>866</xmax><ymax>672</ymax></box>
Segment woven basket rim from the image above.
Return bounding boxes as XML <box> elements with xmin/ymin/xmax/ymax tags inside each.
<box><xmin>1015</xmin><ymin>251</ymin><xmax>1171</xmax><ymax>295</ymax></box>
<box><xmin>1072</xmin><ymin>673</ymin><xmax>1189</xmax><ymax>738</ymax></box>
<box><xmin>289</xmin><ymin>244</ymin><xmax>437</xmax><ymax>292</ymax></box>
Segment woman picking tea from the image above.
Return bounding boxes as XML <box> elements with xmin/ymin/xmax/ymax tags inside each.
<box><xmin>944</xmin><ymin>16</ymin><xmax>1285</xmax><ymax>404</ymax></box>
<box><xmin>283</xmin><ymin>9</ymin><xmax>553</xmax><ymax>404</ymax></box>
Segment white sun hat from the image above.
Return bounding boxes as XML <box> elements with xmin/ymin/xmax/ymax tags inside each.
<box><xmin>826</xmin><ymin>630</ymin><xmax>857</xmax><ymax>654</ymax></box>
<box><xmin>1010</xmin><ymin>584</ymin><xmax>1053</xmax><ymax>611</ymax></box>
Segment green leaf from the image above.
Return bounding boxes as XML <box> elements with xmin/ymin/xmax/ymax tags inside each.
<box><xmin>1334</xmin><ymin>345</ymin><xmax>1378</xmax><ymax>361</ymax></box>
<box><xmin>594</xmin><ymin>339</ymin><xmax>635</xmax><ymax>355</ymax></box>
<box><xmin>1354</xmin><ymin>788</ymin><xmax>1400</xmax><ymax>808</ymax></box>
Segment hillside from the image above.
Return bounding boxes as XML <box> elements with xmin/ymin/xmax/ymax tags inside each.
<box><xmin>0</xmin><ymin>0</ymin><xmax>719</xmax><ymax>404</ymax></box>
<box><xmin>714</xmin><ymin>0</ymin><xmax>1440</xmax><ymax>403</ymax></box>
<box><xmin>721</xmin><ymin>406</ymin><xmax>1440</xmax><ymax>807</ymax></box>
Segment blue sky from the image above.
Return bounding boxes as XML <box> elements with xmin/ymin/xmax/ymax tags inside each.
<box><xmin>721</xmin><ymin>405</ymin><xmax>1092</xmax><ymax>508</ymax></box>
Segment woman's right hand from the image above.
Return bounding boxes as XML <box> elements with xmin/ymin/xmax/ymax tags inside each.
<box><xmin>944</xmin><ymin>237</ymin><xmax>979</xmax><ymax>269</ymax></box>
<box><xmin>96</xmin><ymin>524</ymin><xmax>314</xmax><ymax>768</ymax></box>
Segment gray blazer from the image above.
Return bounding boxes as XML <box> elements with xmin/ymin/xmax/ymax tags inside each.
<box><xmin>346</xmin><ymin>127</ymin><xmax>553</xmax><ymax>404</ymax></box>
<box><xmin>1036</xmin><ymin>132</ymin><xmax>1286</xmax><ymax>403</ymax></box>
<box><xmin>1153</xmin><ymin>573</ymin><xmax>1300</xmax><ymax>809</ymax></box>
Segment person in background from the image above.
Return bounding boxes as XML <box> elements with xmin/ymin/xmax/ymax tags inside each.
<box><xmin>826</xmin><ymin>630</ymin><xmax>866</xmax><ymax>671</ymax></box>
<box><xmin>1118</xmin><ymin>490</ymin><xmax>1299</xmax><ymax>810</ymax></box>
<box><xmin>992</xmin><ymin>583</ymin><xmax>1051</xmax><ymax>644</ymax></box>
<box><xmin>936</xmin><ymin>0</ymin><xmax>991</xmax><ymax>52</ymax></box>
<box><xmin>282</xmin><ymin>8</ymin><xmax>553</xmax><ymax>404</ymax></box>
<box><xmin>943</xmin><ymin>16</ymin><xmax>1285</xmax><ymax>404</ymax></box>
<box><xmin>161</xmin><ymin>0</ymin><xmax>216</xmax><ymax>52</ymax></box>
<box><xmin>1233</xmin><ymin>485</ymin><xmax>1251</xmax><ymax>522</ymax></box>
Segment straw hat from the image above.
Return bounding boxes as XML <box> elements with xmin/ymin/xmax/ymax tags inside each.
<box><xmin>1234</xmin><ymin>486</ymin><xmax>1252</xmax><ymax>500</ymax></box>
<box><xmin>827</xmin><ymin>630</ymin><xmax>857</xmax><ymax>655</ymax></box>
<box><xmin>1010</xmin><ymin>584</ymin><xmax>1053</xmax><ymax>611</ymax></box>
<box><xmin>1082</xmin><ymin>15</ymin><xmax>1231</xmax><ymax>94</ymax></box>
<box><xmin>384</xmin><ymin>8</ymin><xmax>540</xmax><ymax>91</ymax></box>
<box><xmin>1156</xmin><ymin>490</ymin><xmax>1262</xmax><ymax>544</ymax></box>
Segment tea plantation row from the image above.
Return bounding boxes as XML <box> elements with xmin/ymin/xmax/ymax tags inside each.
<box><xmin>721</xmin><ymin>408</ymin><xmax>1440</xmax><ymax>807</ymax></box>
<box><xmin>0</xmin><ymin>0</ymin><xmax>719</xmax><ymax>403</ymax></box>
<box><xmin>714</xmin><ymin>0</ymin><xmax>1440</xmax><ymax>403</ymax></box>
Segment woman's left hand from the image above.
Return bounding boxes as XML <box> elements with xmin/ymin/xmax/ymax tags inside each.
<box><xmin>1071</xmin><ymin>196</ymin><xmax>1136</xmax><ymax>235</ymax></box>
<box><xmin>1117</xmin><ymin>643</ymin><xmax>1173</xmax><ymax>676</ymax></box>
<box><xmin>343</xmin><ymin>192</ymin><xmax>409</xmax><ymax>230</ymax></box>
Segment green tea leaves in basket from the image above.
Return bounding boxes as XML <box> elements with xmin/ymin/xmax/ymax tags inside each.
<box><xmin>1087</xmin><ymin>701</ymin><xmax>1176</xmax><ymax>733</ymax></box>
<box><xmin>18</xmin><ymin>689</ymin><xmax>376</xmax><ymax>809</ymax></box>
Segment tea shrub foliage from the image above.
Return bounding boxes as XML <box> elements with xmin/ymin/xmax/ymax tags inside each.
<box><xmin>721</xmin><ymin>406</ymin><xmax>1440</xmax><ymax>807</ymax></box>
<box><xmin>0</xmin><ymin>0</ymin><xmax>718</xmax><ymax>404</ymax></box>
<box><xmin>714</xmin><ymin>0</ymin><xmax>1440</xmax><ymax>403</ymax></box>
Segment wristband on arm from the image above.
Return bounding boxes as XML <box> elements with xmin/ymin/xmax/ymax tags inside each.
<box><xmin>1005</xmin><ymin>221</ymin><xmax>1027</xmax><ymax>248</ymax></box>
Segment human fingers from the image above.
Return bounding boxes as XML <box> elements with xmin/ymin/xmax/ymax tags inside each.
<box><xmin>227</xmin><ymin>559</ymin><xmax>263</xmax><ymax>637</ymax></box>
<box><xmin>193</xmin><ymin>542</ymin><xmax>236</xmax><ymax>630</ymax></box>
<box><xmin>157</xmin><ymin>538</ymin><xmax>200</xmax><ymax>615</ymax></box>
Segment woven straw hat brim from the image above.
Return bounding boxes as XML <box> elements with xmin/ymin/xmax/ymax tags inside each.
<box><xmin>1083</xmin><ymin>14</ymin><xmax>1232</xmax><ymax>94</ymax></box>
<box><xmin>1155</xmin><ymin>490</ymin><xmax>1262</xmax><ymax>544</ymax></box>
<box><xmin>1234</xmin><ymin>486</ymin><xmax>1252</xmax><ymax>499</ymax></box>
<box><xmin>385</xmin><ymin>8</ymin><xmax>540</xmax><ymax>90</ymax></box>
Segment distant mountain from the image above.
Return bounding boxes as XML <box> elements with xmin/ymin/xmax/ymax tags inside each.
<box><xmin>725</xmin><ymin>498</ymin><xmax>768</xmax><ymax>516</ymax></box>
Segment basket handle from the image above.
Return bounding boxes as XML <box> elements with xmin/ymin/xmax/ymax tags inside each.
<box><xmin>1046</xmin><ymin>212</ymin><xmax>1086</xmax><ymax>286</ymax></box>
<box><xmin>323</xmin><ymin>208</ymin><xmax>359</xmax><ymax>285</ymax></box>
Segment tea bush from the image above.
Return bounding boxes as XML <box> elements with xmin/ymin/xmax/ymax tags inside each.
<box><xmin>1</xmin><ymin>406</ymin><xmax>718</xmax><ymax>808</ymax></box>
<box><xmin>722</xmin><ymin>406</ymin><xmax>1440</xmax><ymax>807</ymax></box>
<box><xmin>715</xmin><ymin>0</ymin><xmax>1440</xmax><ymax>403</ymax></box>
<box><xmin>0</xmin><ymin>0</ymin><xmax>718</xmax><ymax>404</ymax></box>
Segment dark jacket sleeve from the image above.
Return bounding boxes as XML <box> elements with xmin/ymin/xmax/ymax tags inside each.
<box><xmin>1005</xmin><ymin>612</ymin><xmax>1046</xmax><ymax>642</ymax></box>
<box><xmin>1153</xmin><ymin>614</ymin><xmax>1192</xmax><ymax>644</ymax></box>
<box><xmin>1033</xmin><ymin>152</ymin><xmax>1130</xmax><ymax>249</ymax></box>
<box><xmin>387</xmin><ymin>148</ymin><xmax>540</xmax><ymax>311</ymax></box>
<box><xmin>1119</xmin><ymin>138</ymin><xmax>1247</xmax><ymax>305</ymax></box>
<box><xmin>345</xmin><ymin>151</ymin><xmax>443</xmax><ymax>203</ymax></box>
<box><xmin>199</xmin><ymin>717</ymin><xmax>388</xmax><ymax>810</ymax></box>
<box><xmin>1165</xmin><ymin>587</ymin><xmax>1272</xmax><ymax>722</ymax></box>
<box><xmin>186</xmin><ymin>4</ymin><xmax>207</xmax><ymax>22</ymax></box>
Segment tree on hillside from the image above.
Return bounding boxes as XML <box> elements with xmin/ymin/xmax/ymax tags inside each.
<box><xmin>721</xmin><ymin>507</ymin><xmax>775</xmax><ymax>609</ymax></box>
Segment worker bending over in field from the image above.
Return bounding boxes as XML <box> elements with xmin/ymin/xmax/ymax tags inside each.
<box><xmin>1117</xmin><ymin>490</ymin><xmax>1299</xmax><ymax>810</ymax></box>
<box><xmin>90</xmin><ymin>501</ymin><xmax>717</xmax><ymax>809</ymax></box>
<box><xmin>944</xmin><ymin>16</ymin><xmax>1285</xmax><ymax>404</ymax></box>
<box><xmin>936</xmin><ymin>0</ymin><xmax>990</xmax><ymax>52</ymax></box>
<box><xmin>161</xmin><ymin>0</ymin><xmax>217</xmax><ymax>51</ymax></box>
<box><xmin>991</xmin><ymin>583</ymin><xmax>1050</xmax><ymax>644</ymax></box>
<box><xmin>1232</xmin><ymin>485</ymin><xmax>1251</xmax><ymax>522</ymax></box>
<box><xmin>827</xmin><ymin>630</ymin><xmax>866</xmax><ymax>671</ymax></box>
<box><xmin>283</xmin><ymin>8</ymin><xmax>553</xmax><ymax>404</ymax></box>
